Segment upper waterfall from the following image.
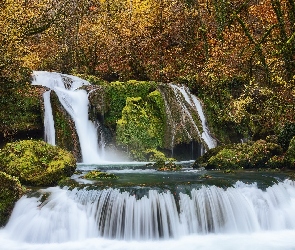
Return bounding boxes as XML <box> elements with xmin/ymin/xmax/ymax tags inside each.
<box><xmin>32</xmin><ymin>72</ymin><xmax>216</xmax><ymax>162</ymax></box>
<box><xmin>32</xmin><ymin>71</ymin><xmax>103</xmax><ymax>164</ymax></box>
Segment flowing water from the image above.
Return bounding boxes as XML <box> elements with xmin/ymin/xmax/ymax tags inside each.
<box><xmin>20</xmin><ymin>72</ymin><xmax>295</xmax><ymax>249</ymax></box>
<box><xmin>32</xmin><ymin>71</ymin><xmax>103</xmax><ymax>163</ymax></box>
<box><xmin>1</xmin><ymin>166</ymin><xmax>295</xmax><ymax>250</ymax></box>
<box><xmin>32</xmin><ymin>72</ymin><xmax>216</xmax><ymax>164</ymax></box>
<box><xmin>170</xmin><ymin>84</ymin><xmax>216</xmax><ymax>149</ymax></box>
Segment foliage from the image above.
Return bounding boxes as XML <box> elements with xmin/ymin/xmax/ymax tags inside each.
<box><xmin>116</xmin><ymin>89</ymin><xmax>166</xmax><ymax>157</ymax></box>
<box><xmin>131</xmin><ymin>148</ymin><xmax>175</xmax><ymax>162</ymax></box>
<box><xmin>0</xmin><ymin>140</ymin><xmax>76</xmax><ymax>186</ymax></box>
<box><xmin>144</xmin><ymin>149</ymin><xmax>175</xmax><ymax>162</ymax></box>
<box><xmin>0</xmin><ymin>76</ymin><xmax>43</xmax><ymax>139</ymax></box>
<box><xmin>193</xmin><ymin>145</ymin><xmax>224</xmax><ymax>168</ymax></box>
<box><xmin>1</xmin><ymin>0</ymin><xmax>295</xmax><ymax>151</ymax></box>
<box><xmin>104</xmin><ymin>80</ymin><xmax>157</xmax><ymax>129</ymax></box>
<box><xmin>0</xmin><ymin>171</ymin><xmax>25</xmax><ymax>226</ymax></box>
<box><xmin>205</xmin><ymin>140</ymin><xmax>283</xmax><ymax>170</ymax></box>
<box><xmin>285</xmin><ymin>136</ymin><xmax>295</xmax><ymax>168</ymax></box>
<box><xmin>277</xmin><ymin>122</ymin><xmax>295</xmax><ymax>151</ymax></box>
<box><xmin>83</xmin><ymin>171</ymin><xmax>118</xmax><ymax>180</ymax></box>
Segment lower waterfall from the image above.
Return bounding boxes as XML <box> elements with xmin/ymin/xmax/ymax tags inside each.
<box><xmin>2</xmin><ymin>180</ymin><xmax>295</xmax><ymax>249</ymax></box>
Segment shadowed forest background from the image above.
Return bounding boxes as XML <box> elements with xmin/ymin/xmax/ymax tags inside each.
<box><xmin>0</xmin><ymin>0</ymin><xmax>295</xmax><ymax>145</ymax></box>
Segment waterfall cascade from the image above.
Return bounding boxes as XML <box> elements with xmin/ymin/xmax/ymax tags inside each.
<box><xmin>32</xmin><ymin>71</ymin><xmax>216</xmax><ymax>163</ymax></box>
<box><xmin>169</xmin><ymin>84</ymin><xmax>216</xmax><ymax>149</ymax></box>
<box><xmin>4</xmin><ymin>180</ymin><xmax>295</xmax><ymax>243</ymax></box>
<box><xmin>32</xmin><ymin>71</ymin><xmax>103</xmax><ymax>163</ymax></box>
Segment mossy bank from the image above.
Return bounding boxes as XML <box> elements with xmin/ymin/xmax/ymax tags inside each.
<box><xmin>0</xmin><ymin>171</ymin><xmax>25</xmax><ymax>226</ymax></box>
<box><xmin>0</xmin><ymin>140</ymin><xmax>76</xmax><ymax>186</ymax></box>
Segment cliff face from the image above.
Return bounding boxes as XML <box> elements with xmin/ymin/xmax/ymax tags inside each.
<box><xmin>0</xmin><ymin>78</ymin><xmax>43</xmax><ymax>147</ymax></box>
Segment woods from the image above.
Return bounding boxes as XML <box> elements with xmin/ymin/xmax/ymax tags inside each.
<box><xmin>1</xmin><ymin>0</ymin><xmax>295</xmax><ymax>143</ymax></box>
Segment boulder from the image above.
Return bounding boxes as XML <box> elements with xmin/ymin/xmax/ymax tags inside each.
<box><xmin>0</xmin><ymin>140</ymin><xmax>76</xmax><ymax>186</ymax></box>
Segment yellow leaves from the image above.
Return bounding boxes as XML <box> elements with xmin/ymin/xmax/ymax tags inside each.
<box><xmin>21</xmin><ymin>52</ymin><xmax>41</xmax><ymax>69</ymax></box>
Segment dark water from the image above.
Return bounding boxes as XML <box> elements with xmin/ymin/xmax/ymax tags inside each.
<box><xmin>72</xmin><ymin>162</ymin><xmax>292</xmax><ymax>195</ymax></box>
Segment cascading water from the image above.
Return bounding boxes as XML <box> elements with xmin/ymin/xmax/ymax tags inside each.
<box><xmin>32</xmin><ymin>71</ymin><xmax>104</xmax><ymax>163</ymax></box>
<box><xmin>3</xmin><ymin>180</ymin><xmax>295</xmax><ymax>245</ymax></box>
<box><xmin>43</xmin><ymin>90</ymin><xmax>55</xmax><ymax>145</ymax></box>
<box><xmin>170</xmin><ymin>84</ymin><xmax>217</xmax><ymax>149</ymax></box>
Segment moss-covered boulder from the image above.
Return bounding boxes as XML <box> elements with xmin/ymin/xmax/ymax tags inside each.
<box><xmin>0</xmin><ymin>171</ymin><xmax>25</xmax><ymax>226</ymax></box>
<box><xmin>83</xmin><ymin>171</ymin><xmax>118</xmax><ymax>180</ymax></box>
<box><xmin>0</xmin><ymin>140</ymin><xmax>76</xmax><ymax>186</ymax></box>
<box><xmin>153</xmin><ymin>160</ymin><xmax>182</xmax><ymax>171</ymax></box>
<box><xmin>199</xmin><ymin>140</ymin><xmax>283</xmax><ymax>170</ymax></box>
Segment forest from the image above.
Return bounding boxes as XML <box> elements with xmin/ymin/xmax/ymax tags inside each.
<box><xmin>0</xmin><ymin>0</ymin><xmax>295</xmax><ymax>145</ymax></box>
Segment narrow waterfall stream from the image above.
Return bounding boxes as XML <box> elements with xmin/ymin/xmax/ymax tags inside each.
<box><xmin>170</xmin><ymin>84</ymin><xmax>217</xmax><ymax>149</ymax></box>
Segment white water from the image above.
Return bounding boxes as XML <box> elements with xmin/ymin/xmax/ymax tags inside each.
<box><xmin>43</xmin><ymin>90</ymin><xmax>56</xmax><ymax>145</ymax></box>
<box><xmin>170</xmin><ymin>84</ymin><xmax>217</xmax><ymax>149</ymax></box>
<box><xmin>2</xmin><ymin>180</ymin><xmax>295</xmax><ymax>249</ymax></box>
<box><xmin>32</xmin><ymin>71</ymin><xmax>103</xmax><ymax>163</ymax></box>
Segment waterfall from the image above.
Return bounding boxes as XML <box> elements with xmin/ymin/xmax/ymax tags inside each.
<box><xmin>43</xmin><ymin>90</ymin><xmax>55</xmax><ymax>145</ymax></box>
<box><xmin>170</xmin><ymin>84</ymin><xmax>217</xmax><ymax>149</ymax></box>
<box><xmin>4</xmin><ymin>180</ymin><xmax>295</xmax><ymax>243</ymax></box>
<box><xmin>32</xmin><ymin>71</ymin><xmax>103</xmax><ymax>163</ymax></box>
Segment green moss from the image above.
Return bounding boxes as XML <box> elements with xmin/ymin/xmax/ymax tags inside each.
<box><xmin>0</xmin><ymin>140</ymin><xmax>76</xmax><ymax>186</ymax></box>
<box><xmin>204</xmin><ymin>140</ymin><xmax>283</xmax><ymax>170</ymax></box>
<box><xmin>0</xmin><ymin>171</ymin><xmax>25</xmax><ymax>226</ymax></box>
<box><xmin>83</xmin><ymin>171</ymin><xmax>118</xmax><ymax>180</ymax></box>
<box><xmin>285</xmin><ymin>136</ymin><xmax>295</xmax><ymax>168</ymax></box>
<box><xmin>104</xmin><ymin>80</ymin><xmax>157</xmax><ymax>129</ymax></box>
<box><xmin>144</xmin><ymin>149</ymin><xmax>175</xmax><ymax>162</ymax></box>
<box><xmin>116</xmin><ymin>90</ymin><xmax>166</xmax><ymax>159</ymax></box>
<box><xmin>51</xmin><ymin>92</ymin><xmax>80</xmax><ymax>159</ymax></box>
<box><xmin>0</xmin><ymin>77</ymin><xmax>43</xmax><ymax>138</ymax></box>
<box><xmin>193</xmin><ymin>145</ymin><xmax>224</xmax><ymax>168</ymax></box>
<box><xmin>154</xmin><ymin>160</ymin><xmax>182</xmax><ymax>171</ymax></box>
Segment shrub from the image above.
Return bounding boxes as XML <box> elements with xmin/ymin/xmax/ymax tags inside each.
<box><xmin>285</xmin><ymin>136</ymin><xmax>295</xmax><ymax>168</ymax></box>
<box><xmin>278</xmin><ymin>122</ymin><xmax>295</xmax><ymax>151</ymax></box>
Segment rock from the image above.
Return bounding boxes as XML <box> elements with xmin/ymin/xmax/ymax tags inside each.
<box><xmin>83</xmin><ymin>171</ymin><xmax>118</xmax><ymax>180</ymax></box>
<box><xmin>0</xmin><ymin>140</ymin><xmax>76</xmax><ymax>186</ymax></box>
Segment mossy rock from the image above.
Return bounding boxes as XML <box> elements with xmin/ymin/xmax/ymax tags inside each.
<box><xmin>144</xmin><ymin>149</ymin><xmax>175</xmax><ymax>162</ymax></box>
<box><xmin>0</xmin><ymin>171</ymin><xmax>25</xmax><ymax>226</ymax></box>
<box><xmin>83</xmin><ymin>171</ymin><xmax>118</xmax><ymax>180</ymax></box>
<box><xmin>154</xmin><ymin>160</ymin><xmax>182</xmax><ymax>171</ymax></box>
<box><xmin>204</xmin><ymin>140</ymin><xmax>283</xmax><ymax>170</ymax></box>
<box><xmin>193</xmin><ymin>145</ymin><xmax>224</xmax><ymax>168</ymax></box>
<box><xmin>0</xmin><ymin>140</ymin><xmax>76</xmax><ymax>186</ymax></box>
